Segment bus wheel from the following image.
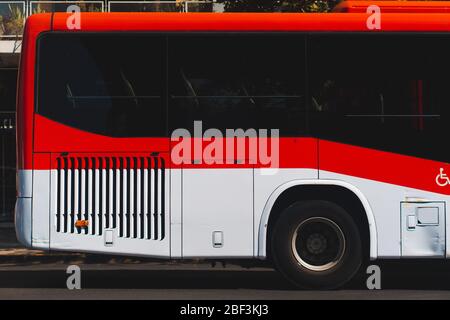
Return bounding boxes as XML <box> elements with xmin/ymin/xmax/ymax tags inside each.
<box><xmin>271</xmin><ymin>200</ymin><xmax>362</xmax><ymax>290</ymax></box>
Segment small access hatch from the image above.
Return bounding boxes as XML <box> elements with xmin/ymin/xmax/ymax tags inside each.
<box><xmin>401</xmin><ymin>202</ymin><xmax>445</xmax><ymax>257</ymax></box>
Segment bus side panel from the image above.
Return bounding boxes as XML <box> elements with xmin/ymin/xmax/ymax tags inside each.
<box><xmin>15</xmin><ymin>15</ymin><xmax>51</xmax><ymax>248</ymax></box>
<box><xmin>320</xmin><ymin>140</ymin><xmax>450</xmax><ymax>258</ymax></box>
<box><xmin>170</xmin><ymin>168</ymin><xmax>182</xmax><ymax>258</ymax></box>
<box><xmin>182</xmin><ymin>168</ymin><xmax>254</xmax><ymax>258</ymax></box>
<box><xmin>31</xmin><ymin>153</ymin><xmax>51</xmax><ymax>249</ymax></box>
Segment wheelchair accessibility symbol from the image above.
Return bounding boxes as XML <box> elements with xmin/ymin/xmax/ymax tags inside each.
<box><xmin>436</xmin><ymin>168</ymin><xmax>450</xmax><ymax>187</ymax></box>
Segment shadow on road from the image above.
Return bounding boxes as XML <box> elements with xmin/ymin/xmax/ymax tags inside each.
<box><xmin>0</xmin><ymin>269</ymin><xmax>292</xmax><ymax>290</ymax></box>
<box><xmin>1</xmin><ymin>260</ymin><xmax>450</xmax><ymax>290</ymax></box>
<box><xmin>348</xmin><ymin>260</ymin><xmax>450</xmax><ymax>290</ymax></box>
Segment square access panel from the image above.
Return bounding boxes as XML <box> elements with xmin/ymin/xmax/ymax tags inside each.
<box><xmin>401</xmin><ymin>202</ymin><xmax>445</xmax><ymax>257</ymax></box>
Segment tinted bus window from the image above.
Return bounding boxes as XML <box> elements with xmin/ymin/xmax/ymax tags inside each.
<box><xmin>37</xmin><ymin>33</ymin><xmax>166</xmax><ymax>137</ymax></box>
<box><xmin>169</xmin><ymin>35</ymin><xmax>306</xmax><ymax>136</ymax></box>
<box><xmin>309</xmin><ymin>34</ymin><xmax>450</xmax><ymax>163</ymax></box>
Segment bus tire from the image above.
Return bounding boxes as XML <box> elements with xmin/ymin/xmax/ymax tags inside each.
<box><xmin>271</xmin><ymin>200</ymin><xmax>362</xmax><ymax>289</ymax></box>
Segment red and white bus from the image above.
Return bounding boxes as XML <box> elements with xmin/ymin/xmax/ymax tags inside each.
<box><xmin>15</xmin><ymin>11</ymin><xmax>450</xmax><ymax>289</ymax></box>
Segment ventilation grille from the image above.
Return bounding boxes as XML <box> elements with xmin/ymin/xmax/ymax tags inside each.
<box><xmin>54</xmin><ymin>156</ymin><xmax>165</xmax><ymax>240</ymax></box>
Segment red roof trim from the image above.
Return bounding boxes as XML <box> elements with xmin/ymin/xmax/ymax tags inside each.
<box><xmin>28</xmin><ymin>12</ymin><xmax>450</xmax><ymax>32</ymax></box>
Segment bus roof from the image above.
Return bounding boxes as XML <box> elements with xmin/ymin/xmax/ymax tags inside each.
<box><xmin>333</xmin><ymin>1</ymin><xmax>450</xmax><ymax>13</ymax></box>
<box><xmin>24</xmin><ymin>12</ymin><xmax>450</xmax><ymax>33</ymax></box>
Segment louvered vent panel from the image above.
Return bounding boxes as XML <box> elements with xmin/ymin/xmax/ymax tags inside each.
<box><xmin>54</xmin><ymin>156</ymin><xmax>165</xmax><ymax>240</ymax></box>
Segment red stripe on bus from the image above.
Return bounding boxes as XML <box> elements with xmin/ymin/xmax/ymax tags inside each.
<box><xmin>31</xmin><ymin>114</ymin><xmax>450</xmax><ymax>195</ymax></box>
<box><xmin>320</xmin><ymin>140</ymin><xmax>447</xmax><ymax>195</ymax></box>
<box><xmin>32</xmin><ymin>114</ymin><xmax>318</xmax><ymax>170</ymax></box>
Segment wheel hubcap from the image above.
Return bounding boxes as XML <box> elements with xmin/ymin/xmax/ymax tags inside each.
<box><xmin>292</xmin><ymin>217</ymin><xmax>346</xmax><ymax>272</ymax></box>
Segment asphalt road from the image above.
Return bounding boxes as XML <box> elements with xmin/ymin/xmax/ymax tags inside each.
<box><xmin>0</xmin><ymin>260</ymin><xmax>449</xmax><ymax>299</ymax></box>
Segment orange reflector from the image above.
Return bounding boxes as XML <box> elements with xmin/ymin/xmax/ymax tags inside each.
<box><xmin>75</xmin><ymin>220</ymin><xmax>89</xmax><ymax>228</ymax></box>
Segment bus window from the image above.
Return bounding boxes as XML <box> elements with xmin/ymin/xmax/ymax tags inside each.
<box><xmin>309</xmin><ymin>34</ymin><xmax>450</xmax><ymax>163</ymax></box>
<box><xmin>168</xmin><ymin>34</ymin><xmax>306</xmax><ymax>136</ymax></box>
<box><xmin>37</xmin><ymin>34</ymin><xmax>166</xmax><ymax>137</ymax></box>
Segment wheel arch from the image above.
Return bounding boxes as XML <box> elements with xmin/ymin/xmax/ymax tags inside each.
<box><xmin>257</xmin><ymin>179</ymin><xmax>377</xmax><ymax>260</ymax></box>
